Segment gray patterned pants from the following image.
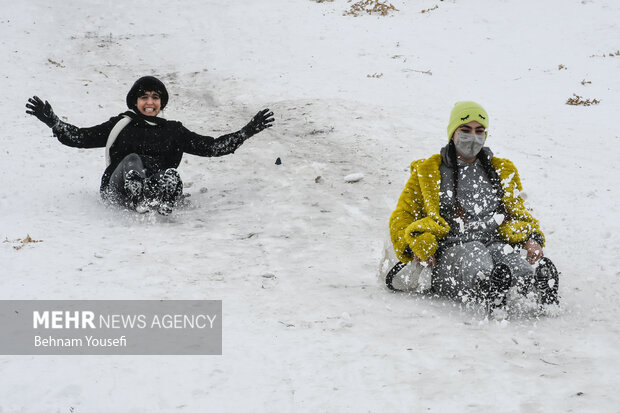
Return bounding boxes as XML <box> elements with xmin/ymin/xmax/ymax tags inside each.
<box><xmin>432</xmin><ymin>241</ymin><xmax>534</xmax><ymax>298</ymax></box>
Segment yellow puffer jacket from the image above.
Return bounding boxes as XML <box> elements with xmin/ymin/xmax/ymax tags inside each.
<box><xmin>389</xmin><ymin>153</ymin><xmax>544</xmax><ymax>263</ymax></box>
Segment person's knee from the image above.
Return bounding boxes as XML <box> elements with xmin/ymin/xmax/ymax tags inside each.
<box><xmin>460</xmin><ymin>242</ymin><xmax>493</xmax><ymax>270</ymax></box>
<box><xmin>122</xmin><ymin>153</ymin><xmax>141</xmax><ymax>163</ymax></box>
<box><xmin>435</xmin><ymin>242</ymin><xmax>493</xmax><ymax>292</ymax></box>
<box><xmin>457</xmin><ymin>242</ymin><xmax>494</xmax><ymax>286</ymax></box>
<box><xmin>119</xmin><ymin>153</ymin><xmax>145</xmax><ymax>172</ymax></box>
<box><xmin>494</xmin><ymin>249</ymin><xmax>534</xmax><ymax>279</ymax></box>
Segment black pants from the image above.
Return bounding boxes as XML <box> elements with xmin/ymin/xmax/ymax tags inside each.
<box><xmin>104</xmin><ymin>153</ymin><xmax>182</xmax><ymax>208</ymax></box>
<box><xmin>104</xmin><ymin>153</ymin><xmax>146</xmax><ymax>207</ymax></box>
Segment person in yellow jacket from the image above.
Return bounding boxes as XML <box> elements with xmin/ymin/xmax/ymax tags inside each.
<box><xmin>389</xmin><ymin>101</ymin><xmax>558</xmax><ymax>310</ymax></box>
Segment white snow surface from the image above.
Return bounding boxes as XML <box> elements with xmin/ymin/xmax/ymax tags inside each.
<box><xmin>2</xmin><ymin>0</ymin><xmax>620</xmax><ymax>411</ymax></box>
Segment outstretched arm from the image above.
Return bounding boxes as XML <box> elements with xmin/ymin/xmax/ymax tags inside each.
<box><xmin>26</xmin><ymin>96</ymin><xmax>115</xmax><ymax>148</ymax></box>
<box><xmin>26</xmin><ymin>96</ymin><xmax>60</xmax><ymax>128</ymax></box>
<box><xmin>183</xmin><ymin>109</ymin><xmax>275</xmax><ymax>157</ymax></box>
<box><xmin>239</xmin><ymin>109</ymin><xmax>274</xmax><ymax>138</ymax></box>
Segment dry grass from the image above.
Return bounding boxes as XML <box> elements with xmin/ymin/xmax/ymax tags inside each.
<box><xmin>421</xmin><ymin>5</ymin><xmax>439</xmax><ymax>13</ymax></box>
<box><xmin>5</xmin><ymin>234</ymin><xmax>43</xmax><ymax>250</ymax></box>
<box><xmin>344</xmin><ymin>0</ymin><xmax>398</xmax><ymax>16</ymax></box>
<box><xmin>589</xmin><ymin>50</ymin><xmax>620</xmax><ymax>58</ymax></box>
<box><xmin>566</xmin><ymin>94</ymin><xmax>600</xmax><ymax>106</ymax></box>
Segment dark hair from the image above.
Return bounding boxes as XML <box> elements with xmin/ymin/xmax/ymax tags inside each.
<box><xmin>126</xmin><ymin>76</ymin><xmax>169</xmax><ymax>110</ymax></box>
<box><xmin>477</xmin><ymin>147</ymin><xmax>504</xmax><ymax>201</ymax></box>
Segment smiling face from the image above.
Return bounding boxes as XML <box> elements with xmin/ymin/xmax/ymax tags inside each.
<box><xmin>136</xmin><ymin>91</ymin><xmax>161</xmax><ymax>116</ymax></box>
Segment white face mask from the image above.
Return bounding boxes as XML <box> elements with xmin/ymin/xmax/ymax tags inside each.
<box><xmin>454</xmin><ymin>131</ymin><xmax>486</xmax><ymax>159</ymax></box>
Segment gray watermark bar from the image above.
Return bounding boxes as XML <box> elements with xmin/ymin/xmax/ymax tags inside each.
<box><xmin>0</xmin><ymin>300</ymin><xmax>222</xmax><ymax>355</ymax></box>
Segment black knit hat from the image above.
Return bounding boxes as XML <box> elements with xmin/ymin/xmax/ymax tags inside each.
<box><xmin>126</xmin><ymin>76</ymin><xmax>169</xmax><ymax>110</ymax></box>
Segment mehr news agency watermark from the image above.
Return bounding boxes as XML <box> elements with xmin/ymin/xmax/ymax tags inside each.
<box><xmin>33</xmin><ymin>310</ymin><xmax>217</xmax><ymax>348</ymax></box>
<box><xmin>0</xmin><ymin>300</ymin><xmax>222</xmax><ymax>355</ymax></box>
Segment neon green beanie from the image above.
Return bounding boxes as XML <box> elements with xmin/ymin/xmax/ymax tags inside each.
<box><xmin>447</xmin><ymin>101</ymin><xmax>489</xmax><ymax>140</ymax></box>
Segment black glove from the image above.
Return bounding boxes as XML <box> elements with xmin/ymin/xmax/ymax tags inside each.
<box><xmin>26</xmin><ymin>96</ymin><xmax>59</xmax><ymax>128</ymax></box>
<box><xmin>241</xmin><ymin>109</ymin><xmax>274</xmax><ymax>138</ymax></box>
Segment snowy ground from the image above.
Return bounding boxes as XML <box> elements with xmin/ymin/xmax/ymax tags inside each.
<box><xmin>1</xmin><ymin>0</ymin><xmax>620</xmax><ymax>411</ymax></box>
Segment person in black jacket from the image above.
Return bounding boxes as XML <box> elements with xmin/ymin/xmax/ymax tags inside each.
<box><xmin>26</xmin><ymin>76</ymin><xmax>274</xmax><ymax>215</ymax></box>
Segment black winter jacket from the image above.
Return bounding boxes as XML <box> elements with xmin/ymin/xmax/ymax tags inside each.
<box><xmin>51</xmin><ymin>111</ymin><xmax>249</xmax><ymax>193</ymax></box>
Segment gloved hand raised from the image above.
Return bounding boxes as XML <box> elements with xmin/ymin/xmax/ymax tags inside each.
<box><xmin>26</xmin><ymin>96</ymin><xmax>59</xmax><ymax>128</ymax></box>
<box><xmin>241</xmin><ymin>109</ymin><xmax>274</xmax><ymax>138</ymax></box>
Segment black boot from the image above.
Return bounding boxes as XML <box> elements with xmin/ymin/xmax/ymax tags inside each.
<box><xmin>143</xmin><ymin>174</ymin><xmax>160</xmax><ymax>201</ymax></box>
<box><xmin>123</xmin><ymin>169</ymin><xmax>145</xmax><ymax>210</ymax></box>
<box><xmin>157</xmin><ymin>168</ymin><xmax>183</xmax><ymax>216</ymax></box>
<box><xmin>480</xmin><ymin>264</ymin><xmax>512</xmax><ymax>313</ymax></box>
<box><xmin>535</xmin><ymin>257</ymin><xmax>559</xmax><ymax>305</ymax></box>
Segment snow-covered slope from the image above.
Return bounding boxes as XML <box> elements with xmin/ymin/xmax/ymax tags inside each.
<box><xmin>1</xmin><ymin>0</ymin><xmax>619</xmax><ymax>411</ymax></box>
